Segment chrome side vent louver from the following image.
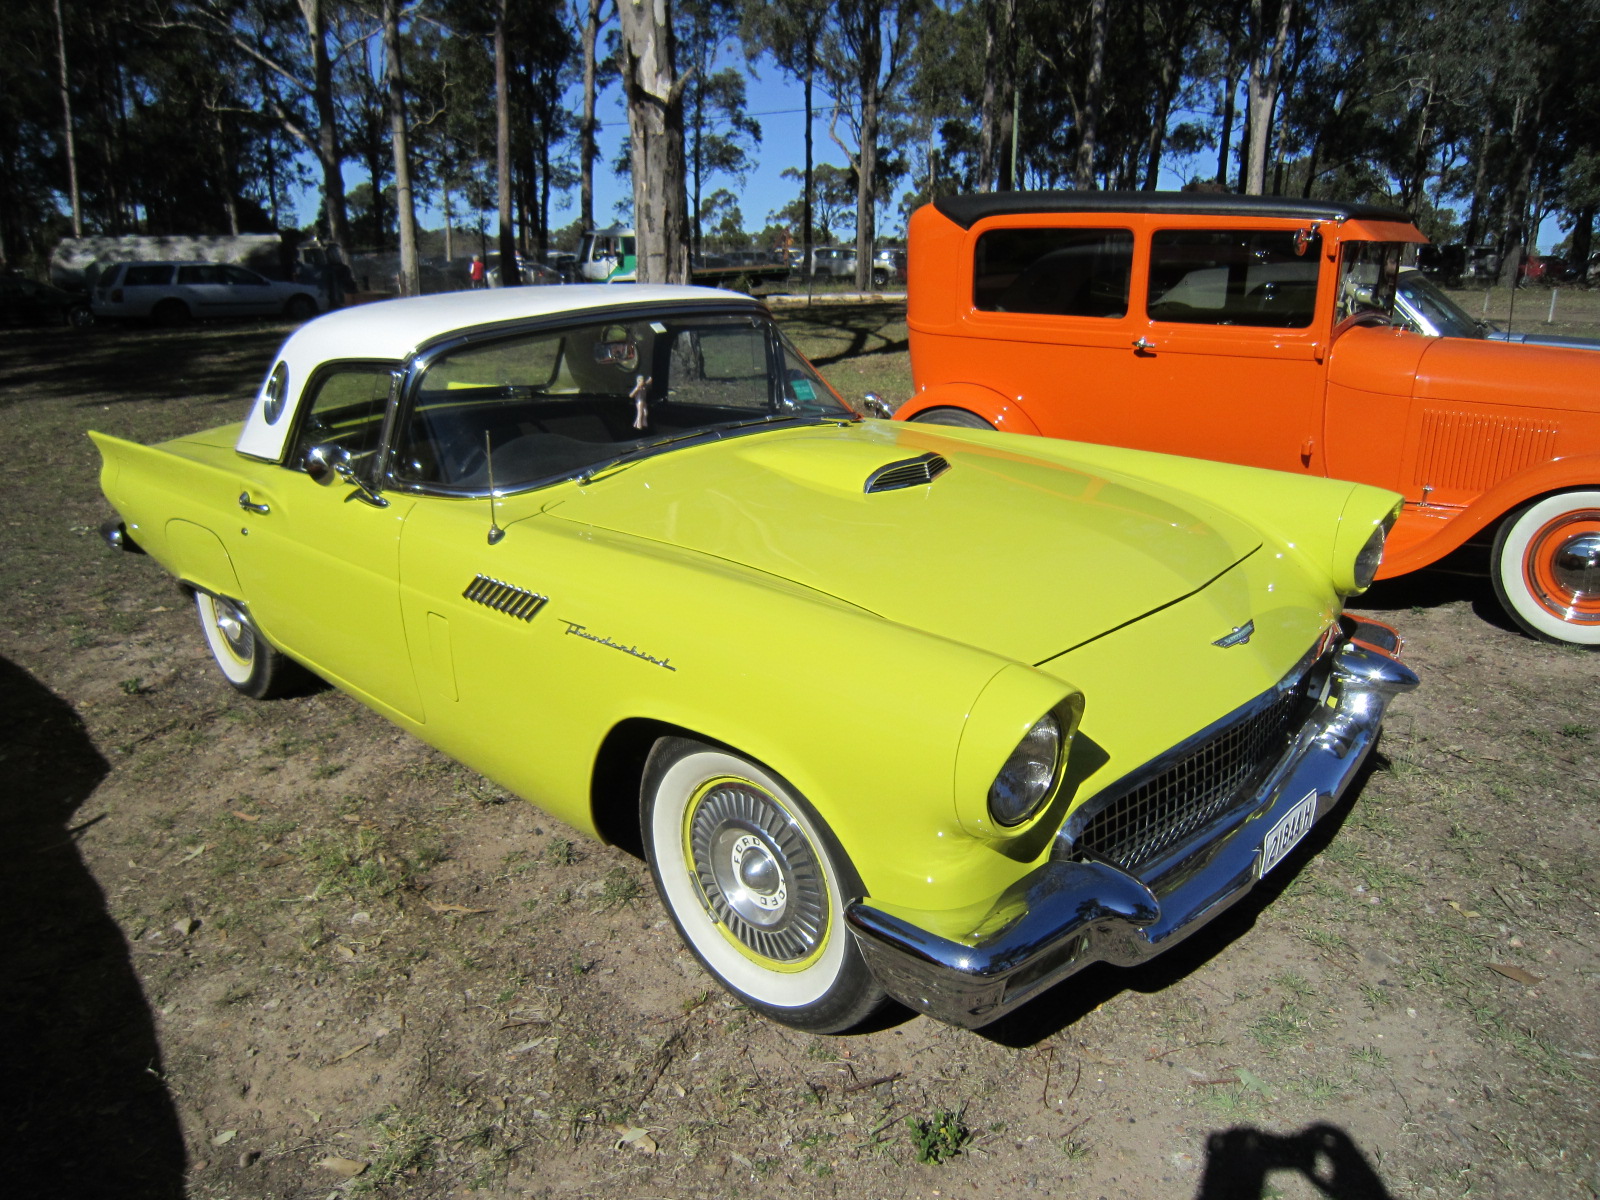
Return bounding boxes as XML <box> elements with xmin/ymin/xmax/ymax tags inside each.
<box><xmin>463</xmin><ymin>574</ymin><xmax>548</xmax><ymax>621</ymax></box>
<box><xmin>864</xmin><ymin>453</ymin><xmax>951</xmax><ymax>493</ymax></box>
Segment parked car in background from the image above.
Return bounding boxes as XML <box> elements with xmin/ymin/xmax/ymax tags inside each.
<box><xmin>795</xmin><ymin>246</ymin><xmax>857</xmax><ymax>281</ymax></box>
<box><xmin>93</xmin><ymin>261</ymin><xmax>324</xmax><ymax>325</ymax></box>
<box><xmin>1393</xmin><ymin>266</ymin><xmax>1600</xmax><ymax>351</ymax></box>
<box><xmin>902</xmin><ymin>190</ymin><xmax>1600</xmax><ymax>645</ymax></box>
<box><xmin>91</xmin><ymin>283</ymin><xmax>1415</xmax><ymax>1032</ymax></box>
<box><xmin>0</xmin><ymin>272</ymin><xmax>92</xmax><ymax>328</ymax></box>
<box><xmin>483</xmin><ymin>254</ymin><xmax>560</xmax><ymax>288</ymax></box>
<box><xmin>874</xmin><ymin>247</ymin><xmax>908</xmax><ymax>285</ymax></box>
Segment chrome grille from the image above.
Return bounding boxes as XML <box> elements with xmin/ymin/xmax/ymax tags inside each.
<box><xmin>864</xmin><ymin>453</ymin><xmax>950</xmax><ymax>493</ymax></box>
<box><xmin>463</xmin><ymin>574</ymin><xmax>547</xmax><ymax>621</ymax></box>
<box><xmin>1075</xmin><ymin>676</ymin><xmax>1314</xmax><ymax>873</ymax></box>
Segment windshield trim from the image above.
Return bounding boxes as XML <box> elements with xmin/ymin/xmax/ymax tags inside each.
<box><xmin>378</xmin><ymin>301</ymin><xmax>855</xmax><ymax>499</ymax></box>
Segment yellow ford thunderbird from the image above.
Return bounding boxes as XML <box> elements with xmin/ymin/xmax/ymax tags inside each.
<box><xmin>93</xmin><ymin>285</ymin><xmax>1417</xmax><ymax>1032</ymax></box>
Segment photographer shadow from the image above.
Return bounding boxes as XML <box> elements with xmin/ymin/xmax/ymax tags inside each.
<box><xmin>0</xmin><ymin>656</ymin><xmax>185</xmax><ymax>1197</ymax></box>
<box><xmin>1197</xmin><ymin>1123</ymin><xmax>1395</xmax><ymax>1199</ymax></box>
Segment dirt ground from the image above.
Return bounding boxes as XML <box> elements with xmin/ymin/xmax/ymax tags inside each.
<box><xmin>1</xmin><ymin>303</ymin><xmax>1597</xmax><ymax>1200</ymax></box>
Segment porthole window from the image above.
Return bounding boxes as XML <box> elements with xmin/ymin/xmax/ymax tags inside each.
<box><xmin>262</xmin><ymin>361</ymin><xmax>289</xmax><ymax>424</ymax></box>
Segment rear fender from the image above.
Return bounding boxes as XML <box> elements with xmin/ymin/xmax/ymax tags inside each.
<box><xmin>166</xmin><ymin>519</ymin><xmax>243</xmax><ymax>600</ymax></box>
<box><xmin>893</xmin><ymin>382</ymin><xmax>1043</xmax><ymax>435</ymax></box>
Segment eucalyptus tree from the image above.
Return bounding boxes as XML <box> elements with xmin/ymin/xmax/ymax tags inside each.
<box><xmin>678</xmin><ymin>0</ymin><xmax>760</xmax><ymax>257</ymax></box>
<box><xmin>507</xmin><ymin>0</ymin><xmax>575</xmax><ymax>257</ymax></box>
<box><xmin>743</xmin><ymin>0</ymin><xmax>826</xmax><ymax>259</ymax></box>
<box><xmin>819</xmin><ymin>0</ymin><xmax>921</xmax><ymax>289</ymax></box>
<box><xmin>574</xmin><ymin>0</ymin><xmax>614</xmax><ymax>233</ymax></box>
<box><xmin>172</xmin><ymin>0</ymin><xmax>355</xmax><ymax>247</ymax></box>
<box><xmin>617</xmin><ymin>0</ymin><xmax>691</xmax><ymax>282</ymax></box>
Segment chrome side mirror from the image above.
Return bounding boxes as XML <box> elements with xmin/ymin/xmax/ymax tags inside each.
<box><xmin>304</xmin><ymin>443</ymin><xmax>351</xmax><ymax>486</ymax></box>
<box><xmin>862</xmin><ymin>392</ymin><xmax>894</xmax><ymax>419</ymax></box>
<box><xmin>305</xmin><ymin>443</ymin><xmax>388</xmax><ymax>507</ymax></box>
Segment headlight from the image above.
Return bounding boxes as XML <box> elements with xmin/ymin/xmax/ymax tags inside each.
<box><xmin>988</xmin><ymin>713</ymin><xmax>1062</xmax><ymax>827</ymax></box>
<box><xmin>1332</xmin><ymin>495</ymin><xmax>1401</xmax><ymax>595</ymax></box>
<box><xmin>1353</xmin><ymin>523</ymin><xmax>1386</xmax><ymax>591</ymax></box>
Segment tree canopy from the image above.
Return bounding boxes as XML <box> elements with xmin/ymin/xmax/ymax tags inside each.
<box><xmin>5</xmin><ymin>0</ymin><xmax>1598</xmax><ymax>274</ymax></box>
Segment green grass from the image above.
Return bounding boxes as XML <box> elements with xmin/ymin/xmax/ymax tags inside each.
<box><xmin>905</xmin><ymin>1109</ymin><xmax>970</xmax><ymax>1165</ymax></box>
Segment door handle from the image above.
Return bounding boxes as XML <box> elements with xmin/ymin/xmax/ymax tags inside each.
<box><xmin>1132</xmin><ymin>336</ymin><xmax>1156</xmax><ymax>354</ymax></box>
<box><xmin>238</xmin><ymin>492</ymin><xmax>269</xmax><ymax>514</ymax></box>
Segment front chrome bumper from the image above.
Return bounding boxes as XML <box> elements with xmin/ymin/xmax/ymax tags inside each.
<box><xmin>845</xmin><ymin>616</ymin><xmax>1418</xmax><ymax>1029</ymax></box>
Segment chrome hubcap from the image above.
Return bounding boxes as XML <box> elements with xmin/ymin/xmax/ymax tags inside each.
<box><xmin>214</xmin><ymin>598</ymin><xmax>253</xmax><ymax>661</ymax></box>
<box><xmin>1553</xmin><ymin>532</ymin><xmax>1600</xmax><ymax>596</ymax></box>
<box><xmin>688</xmin><ymin>783</ymin><xmax>825</xmax><ymax>962</ymax></box>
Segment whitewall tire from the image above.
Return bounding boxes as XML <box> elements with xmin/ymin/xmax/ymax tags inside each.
<box><xmin>1492</xmin><ymin>490</ymin><xmax>1600</xmax><ymax>646</ymax></box>
<box><xmin>641</xmin><ymin>738</ymin><xmax>887</xmax><ymax>1033</ymax></box>
<box><xmin>194</xmin><ymin>591</ymin><xmax>297</xmax><ymax>698</ymax></box>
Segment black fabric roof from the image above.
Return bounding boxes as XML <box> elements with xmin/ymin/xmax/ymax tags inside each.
<box><xmin>932</xmin><ymin>191</ymin><xmax>1414</xmax><ymax>229</ymax></box>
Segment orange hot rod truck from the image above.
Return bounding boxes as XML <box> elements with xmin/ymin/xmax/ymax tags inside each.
<box><xmin>898</xmin><ymin>192</ymin><xmax>1600</xmax><ymax>646</ymax></box>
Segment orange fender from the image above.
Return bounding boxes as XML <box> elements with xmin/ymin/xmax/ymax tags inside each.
<box><xmin>893</xmin><ymin>382</ymin><xmax>1044</xmax><ymax>435</ymax></box>
<box><xmin>1382</xmin><ymin>450</ymin><xmax>1600</xmax><ymax>576</ymax></box>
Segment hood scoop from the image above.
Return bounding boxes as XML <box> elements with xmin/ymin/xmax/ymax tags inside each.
<box><xmin>864</xmin><ymin>452</ymin><xmax>950</xmax><ymax>493</ymax></box>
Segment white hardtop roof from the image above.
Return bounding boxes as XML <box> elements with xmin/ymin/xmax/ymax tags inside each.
<box><xmin>281</xmin><ymin>283</ymin><xmax>750</xmax><ymax>363</ymax></box>
<box><xmin>235</xmin><ymin>284</ymin><xmax>760</xmax><ymax>461</ymax></box>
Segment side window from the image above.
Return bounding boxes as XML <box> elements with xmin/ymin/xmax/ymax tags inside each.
<box><xmin>124</xmin><ymin>264</ymin><xmax>174</xmax><ymax>286</ymax></box>
<box><xmin>223</xmin><ymin>265</ymin><xmax>267</xmax><ymax>286</ymax></box>
<box><xmin>665</xmin><ymin>325</ymin><xmax>770</xmax><ymax>410</ymax></box>
<box><xmin>177</xmin><ymin>265</ymin><xmax>224</xmax><ymax>285</ymax></box>
<box><xmin>974</xmin><ymin>228</ymin><xmax>1133</xmax><ymax>318</ymax></box>
<box><xmin>289</xmin><ymin>363</ymin><xmax>396</xmax><ymax>470</ymax></box>
<box><xmin>1147</xmin><ymin>230</ymin><xmax>1321</xmax><ymax>328</ymax></box>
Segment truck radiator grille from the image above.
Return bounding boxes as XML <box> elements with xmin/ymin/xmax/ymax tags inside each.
<box><xmin>1074</xmin><ymin>675</ymin><xmax>1314</xmax><ymax>873</ymax></box>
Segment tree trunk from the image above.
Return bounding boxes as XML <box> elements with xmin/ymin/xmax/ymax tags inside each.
<box><xmin>856</xmin><ymin>86</ymin><xmax>879</xmax><ymax>289</ymax></box>
<box><xmin>1074</xmin><ymin>0</ymin><xmax>1106</xmax><ymax>189</ymax></box>
<box><xmin>1466</xmin><ymin>121</ymin><xmax>1490</xmax><ymax>247</ymax></box>
<box><xmin>618</xmin><ymin>0</ymin><xmax>691</xmax><ymax>284</ymax></box>
<box><xmin>1244</xmin><ymin>0</ymin><xmax>1293</xmax><ymax>195</ymax></box>
<box><xmin>1573</xmin><ymin>206</ymin><xmax>1595</xmax><ymax>269</ymax></box>
<box><xmin>495</xmin><ymin>2</ymin><xmax>515</xmax><ymax>275</ymax></box>
<box><xmin>581</xmin><ymin>0</ymin><xmax>603</xmax><ymax>233</ymax></box>
<box><xmin>979</xmin><ymin>0</ymin><xmax>1015</xmax><ymax>192</ymax></box>
<box><xmin>1217</xmin><ymin>56</ymin><xmax>1238</xmax><ymax>185</ymax></box>
<box><xmin>803</xmin><ymin>56</ymin><xmax>814</xmax><ymax>271</ymax></box>
<box><xmin>383</xmin><ymin>0</ymin><xmax>419</xmax><ymax>296</ymax></box>
<box><xmin>299</xmin><ymin>0</ymin><xmax>349</xmax><ymax>248</ymax></box>
<box><xmin>53</xmin><ymin>0</ymin><xmax>81</xmax><ymax>237</ymax></box>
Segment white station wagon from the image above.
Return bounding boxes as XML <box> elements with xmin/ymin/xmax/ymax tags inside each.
<box><xmin>92</xmin><ymin>261</ymin><xmax>324</xmax><ymax>325</ymax></box>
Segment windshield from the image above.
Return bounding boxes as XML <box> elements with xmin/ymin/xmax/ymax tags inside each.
<box><xmin>1335</xmin><ymin>241</ymin><xmax>1403</xmax><ymax>325</ymax></box>
<box><xmin>393</xmin><ymin>311</ymin><xmax>853</xmax><ymax>493</ymax></box>
<box><xmin>1396</xmin><ymin>270</ymin><xmax>1488</xmax><ymax>338</ymax></box>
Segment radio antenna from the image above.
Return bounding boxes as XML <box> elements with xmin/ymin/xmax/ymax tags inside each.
<box><xmin>485</xmin><ymin>430</ymin><xmax>504</xmax><ymax>545</ymax></box>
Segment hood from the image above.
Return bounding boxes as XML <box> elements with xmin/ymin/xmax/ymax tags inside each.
<box><xmin>543</xmin><ymin>422</ymin><xmax>1263</xmax><ymax>662</ymax></box>
<box><xmin>1415</xmin><ymin>333</ymin><xmax>1600</xmax><ymax>416</ymax></box>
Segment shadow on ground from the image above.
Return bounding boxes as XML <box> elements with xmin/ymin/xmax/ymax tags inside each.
<box><xmin>779</xmin><ymin>302</ymin><xmax>909</xmax><ymax>367</ymax></box>
<box><xmin>0</xmin><ymin>655</ymin><xmax>186</xmax><ymax>1196</ymax></box>
<box><xmin>1353</xmin><ymin>555</ymin><xmax>1523</xmax><ymax>638</ymax></box>
<box><xmin>1195</xmin><ymin>1122</ymin><xmax>1396</xmax><ymax>1199</ymax></box>
<box><xmin>0</xmin><ymin>323</ymin><xmax>285</xmax><ymax>410</ymax></box>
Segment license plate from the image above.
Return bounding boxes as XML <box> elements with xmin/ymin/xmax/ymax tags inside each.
<box><xmin>1258</xmin><ymin>790</ymin><xmax>1319</xmax><ymax>878</ymax></box>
